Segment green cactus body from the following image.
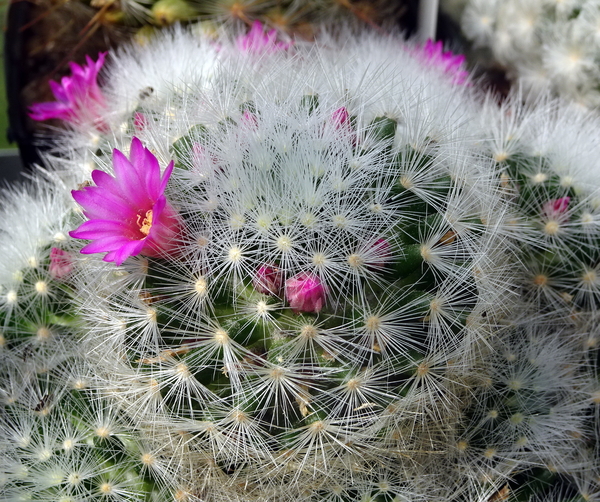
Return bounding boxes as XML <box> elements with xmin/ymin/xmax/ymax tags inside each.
<box><xmin>68</xmin><ymin>85</ymin><xmax>514</xmax><ymax>500</ymax></box>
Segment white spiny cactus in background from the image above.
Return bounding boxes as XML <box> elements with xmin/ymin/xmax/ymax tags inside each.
<box><xmin>1</xmin><ymin>24</ymin><xmax>599</xmax><ymax>502</ymax></box>
<box><xmin>442</xmin><ymin>0</ymin><xmax>600</xmax><ymax>109</ymax></box>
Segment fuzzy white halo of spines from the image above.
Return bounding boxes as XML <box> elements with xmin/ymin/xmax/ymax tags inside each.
<box><xmin>55</xmin><ymin>27</ymin><xmax>527</xmax><ymax>502</ymax></box>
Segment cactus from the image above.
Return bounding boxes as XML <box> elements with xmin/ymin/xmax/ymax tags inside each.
<box><xmin>0</xmin><ymin>177</ymin><xmax>170</xmax><ymax>502</ymax></box>
<box><xmin>440</xmin><ymin>0</ymin><xmax>600</xmax><ymax>109</ymax></box>
<box><xmin>3</xmin><ymin>25</ymin><xmax>600</xmax><ymax>502</ymax></box>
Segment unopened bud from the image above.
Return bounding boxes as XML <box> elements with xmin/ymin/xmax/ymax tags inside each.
<box><xmin>542</xmin><ymin>197</ymin><xmax>570</xmax><ymax>219</ymax></box>
<box><xmin>49</xmin><ymin>248</ymin><xmax>74</xmax><ymax>280</ymax></box>
<box><xmin>285</xmin><ymin>272</ymin><xmax>326</xmax><ymax>313</ymax></box>
<box><xmin>241</xmin><ymin>110</ymin><xmax>258</xmax><ymax>129</ymax></box>
<box><xmin>253</xmin><ymin>264</ymin><xmax>282</xmax><ymax>295</ymax></box>
<box><xmin>367</xmin><ymin>238</ymin><xmax>392</xmax><ymax>268</ymax></box>
<box><xmin>134</xmin><ymin>112</ymin><xmax>148</xmax><ymax>132</ymax></box>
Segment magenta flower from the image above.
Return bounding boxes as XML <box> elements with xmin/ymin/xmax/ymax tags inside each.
<box><xmin>285</xmin><ymin>272</ymin><xmax>326</xmax><ymax>314</ymax></box>
<box><xmin>253</xmin><ymin>264</ymin><xmax>283</xmax><ymax>295</ymax></box>
<box><xmin>49</xmin><ymin>248</ymin><xmax>74</xmax><ymax>280</ymax></box>
<box><xmin>414</xmin><ymin>40</ymin><xmax>469</xmax><ymax>85</ymax></box>
<box><xmin>69</xmin><ymin>137</ymin><xmax>181</xmax><ymax>266</ymax></box>
<box><xmin>236</xmin><ymin>20</ymin><xmax>292</xmax><ymax>53</ymax></box>
<box><xmin>29</xmin><ymin>52</ymin><xmax>108</xmax><ymax>129</ymax></box>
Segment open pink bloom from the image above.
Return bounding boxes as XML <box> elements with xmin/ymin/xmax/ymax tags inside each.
<box><xmin>70</xmin><ymin>137</ymin><xmax>181</xmax><ymax>266</ymax></box>
<box><xmin>236</xmin><ymin>20</ymin><xmax>292</xmax><ymax>53</ymax></box>
<box><xmin>29</xmin><ymin>52</ymin><xmax>108</xmax><ymax>129</ymax></box>
<box><xmin>542</xmin><ymin>196</ymin><xmax>571</xmax><ymax>221</ymax></box>
<box><xmin>285</xmin><ymin>272</ymin><xmax>326</xmax><ymax>313</ymax></box>
<box><xmin>414</xmin><ymin>40</ymin><xmax>469</xmax><ymax>85</ymax></box>
<box><xmin>49</xmin><ymin>248</ymin><xmax>74</xmax><ymax>280</ymax></box>
<box><xmin>253</xmin><ymin>264</ymin><xmax>283</xmax><ymax>295</ymax></box>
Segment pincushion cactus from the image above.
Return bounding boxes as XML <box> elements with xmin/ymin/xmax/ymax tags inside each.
<box><xmin>3</xmin><ymin>24</ymin><xmax>600</xmax><ymax>502</ymax></box>
<box><xmin>441</xmin><ymin>0</ymin><xmax>600</xmax><ymax>109</ymax></box>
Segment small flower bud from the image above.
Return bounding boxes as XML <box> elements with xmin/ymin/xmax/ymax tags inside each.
<box><xmin>49</xmin><ymin>248</ymin><xmax>74</xmax><ymax>280</ymax></box>
<box><xmin>241</xmin><ymin>110</ymin><xmax>258</xmax><ymax>129</ymax></box>
<box><xmin>151</xmin><ymin>0</ymin><xmax>197</xmax><ymax>26</ymax></box>
<box><xmin>285</xmin><ymin>272</ymin><xmax>326</xmax><ymax>313</ymax></box>
<box><xmin>134</xmin><ymin>112</ymin><xmax>148</xmax><ymax>132</ymax></box>
<box><xmin>192</xmin><ymin>143</ymin><xmax>220</xmax><ymax>178</ymax></box>
<box><xmin>331</xmin><ymin>107</ymin><xmax>350</xmax><ymax>129</ymax></box>
<box><xmin>367</xmin><ymin>238</ymin><xmax>392</xmax><ymax>268</ymax></box>
<box><xmin>329</xmin><ymin>107</ymin><xmax>357</xmax><ymax>145</ymax></box>
<box><xmin>542</xmin><ymin>197</ymin><xmax>570</xmax><ymax>219</ymax></box>
<box><xmin>253</xmin><ymin>264</ymin><xmax>283</xmax><ymax>295</ymax></box>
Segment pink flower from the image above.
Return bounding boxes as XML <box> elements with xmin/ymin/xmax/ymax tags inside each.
<box><xmin>236</xmin><ymin>20</ymin><xmax>292</xmax><ymax>53</ymax></box>
<box><xmin>29</xmin><ymin>52</ymin><xmax>108</xmax><ymax>130</ymax></box>
<box><xmin>49</xmin><ymin>248</ymin><xmax>74</xmax><ymax>280</ymax></box>
<box><xmin>253</xmin><ymin>264</ymin><xmax>283</xmax><ymax>295</ymax></box>
<box><xmin>413</xmin><ymin>40</ymin><xmax>469</xmax><ymax>85</ymax></box>
<box><xmin>69</xmin><ymin>137</ymin><xmax>181</xmax><ymax>266</ymax></box>
<box><xmin>542</xmin><ymin>197</ymin><xmax>571</xmax><ymax>221</ymax></box>
<box><xmin>285</xmin><ymin>272</ymin><xmax>326</xmax><ymax>313</ymax></box>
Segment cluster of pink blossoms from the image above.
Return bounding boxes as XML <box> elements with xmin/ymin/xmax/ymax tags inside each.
<box><xmin>47</xmin><ymin>33</ymin><xmax>399</xmax><ymax>315</ymax></box>
<box><xmin>67</xmin><ymin>136</ymin><xmax>331</xmax><ymax>313</ymax></box>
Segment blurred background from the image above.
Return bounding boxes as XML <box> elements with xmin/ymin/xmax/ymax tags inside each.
<box><xmin>1</xmin><ymin>2</ymin><xmax>22</xmax><ymax>184</ymax></box>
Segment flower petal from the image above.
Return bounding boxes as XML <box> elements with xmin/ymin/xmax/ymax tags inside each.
<box><xmin>72</xmin><ymin>187</ymin><xmax>137</xmax><ymax>221</ymax></box>
<box><xmin>70</xmin><ymin>218</ymin><xmax>139</xmax><ymax>240</ymax></box>
<box><xmin>105</xmin><ymin>239</ymin><xmax>147</xmax><ymax>265</ymax></box>
<box><xmin>79</xmin><ymin>235</ymin><xmax>134</xmax><ymax>254</ymax></box>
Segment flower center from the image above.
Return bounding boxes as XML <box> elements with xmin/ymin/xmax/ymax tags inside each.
<box><xmin>137</xmin><ymin>210</ymin><xmax>153</xmax><ymax>236</ymax></box>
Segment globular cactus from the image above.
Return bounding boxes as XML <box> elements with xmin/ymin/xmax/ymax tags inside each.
<box><xmin>440</xmin><ymin>0</ymin><xmax>600</xmax><ymax>109</ymax></box>
<box><xmin>5</xmin><ymin>23</ymin><xmax>600</xmax><ymax>502</ymax></box>
<box><xmin>472</xmin><ymin>91</ymin><xmax>600</xmax><ymax>502</ymax></box>
<box><xmin>51</xmin><ymin>28</ymin><xmax>521</xmax><ymax>501</ymax></box>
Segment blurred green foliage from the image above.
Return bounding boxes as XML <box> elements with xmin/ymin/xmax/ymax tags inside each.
<box><xmin>0</xmin><ymin>4</ymin><xmax>11</xmax><ymax>149</ymax></box>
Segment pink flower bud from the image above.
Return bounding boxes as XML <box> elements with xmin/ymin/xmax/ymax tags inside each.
<box><xmin>134</xmin><ymin>112</ymin><xmax>148</xmax><ymax>132</ymax></box>
<box><xmin>49</xmin><ymin>248</ymin><xmax>74</xmax><ymax>280</ymax></box>
<box><xmin>331</xmin><ymin>107</ymin><xmax>350</xmax><ymax>129</ymax></box>
<box><xmin>542</xmin><ymin>197</ymin><xmax>571</xmax><ymax>220</ymax></box>
<box><xmin>329</xmin><ymin>106</ymin><xmax>357</xmax><ymax>145</ymax></box>
<box><xmin>253</xmin><ymin>264</ymin><xmax>283</xmax><ymax>295</ymax></box>
<box><xmin>367</xmin><ymin>238</ymin><xmax>392</xmax><ymax>268</ymax></box>
<box><xmin>192</xmin><ymin>143</ymin><xmax>220</xmax><ymax>177</ymax></box>
<box><xmin>285</xmin><ymin>272</ymin><xmax>326</xmax><ymax>313</ymax></box>
<box><xmin>241</xmin><ymin>110</ymin><xmax>258</xmax><ymax>129</ymax></box>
